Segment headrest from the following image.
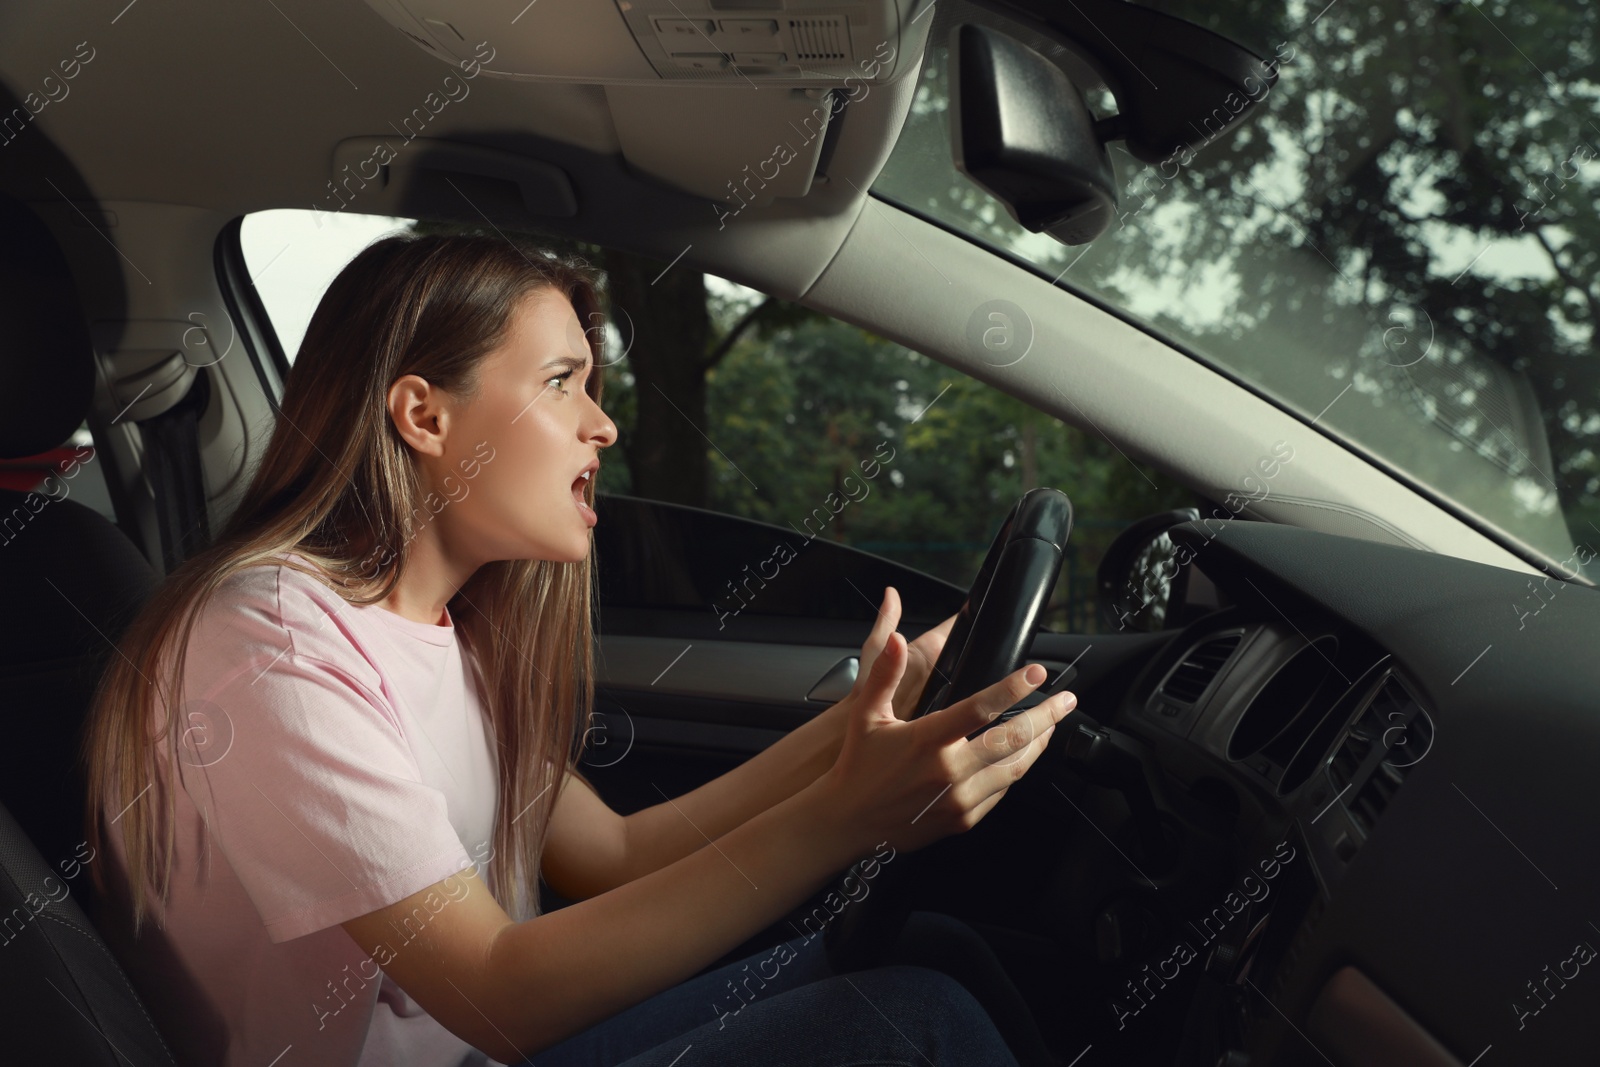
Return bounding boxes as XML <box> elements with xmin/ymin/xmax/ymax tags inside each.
<box><xmin>0</xmin><ymin>194</ymin><xmax>95</xmax><ymax>459</ymax></box>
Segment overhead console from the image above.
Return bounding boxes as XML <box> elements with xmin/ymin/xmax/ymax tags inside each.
<box><xmin>356</xmin><ymin>0</ymin><xmax>931</xmax><ymax>206</ymax></box>
<box><xmin>618</xmin><ymin>2</ymin><xmax>912</xmax><ymax>83</ymax></box>
<box><xmin>361</xmin><ymin>0</ymin><xmax>921</xmax><ymax>85</ymax></box>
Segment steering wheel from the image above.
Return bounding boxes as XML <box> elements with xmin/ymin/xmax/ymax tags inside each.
<box><xmin>823</xmin><ymin>487</ymin><xmax>1073</xmax><ymax>973</ymax></box>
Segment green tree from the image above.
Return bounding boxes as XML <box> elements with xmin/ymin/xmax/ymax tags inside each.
<box><xmin>877</xmin><ymin>0</ymin><xmax>1600</xmax><ymax>563</ymax></box>
<box><xmin>409</xmin><ymin>220</ymin><xmax>811</xmax><ymax>507</ymax></box>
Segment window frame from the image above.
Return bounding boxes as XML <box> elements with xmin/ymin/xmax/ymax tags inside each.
<box><xmin>214</xmin><ymin>215</ymin><xmax>289</xmax><ymax>406</ymax></box>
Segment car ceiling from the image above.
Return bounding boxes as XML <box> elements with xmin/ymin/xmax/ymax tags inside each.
<box><xmin>0</xmin><ymin>0</ymin><xmax>1546</xmax><ymax>578</ymax></box>
<box><xmin>0</xmin><ymin>0</ymin><xmax>934</xmax><ymax>298</ymax></box>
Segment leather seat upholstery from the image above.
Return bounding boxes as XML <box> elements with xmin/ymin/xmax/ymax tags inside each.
<box><xmin>0</xmin><ymin>192</ymin><xmax>177</xmax><ymax>1065</ymax></box>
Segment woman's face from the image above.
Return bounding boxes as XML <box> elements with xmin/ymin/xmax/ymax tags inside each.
<box><xmin>430</xmin><ymin>286</ymin><xmax>616</xmax><ymax>565</ymax></box>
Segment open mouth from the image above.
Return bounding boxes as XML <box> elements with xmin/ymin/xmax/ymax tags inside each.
<box><xmin>571</xmin><ymin>466</ymin><xmax>595</xmax><ymax>512</ymax></box>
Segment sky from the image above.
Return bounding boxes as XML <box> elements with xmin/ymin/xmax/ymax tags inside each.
<box><xmin>240</xmin><ymin>209</ymin><xmax>417</xmax><ymax>362</ymax></box>
<box><xmin>239</xmin><ymin>209</ymin><xmax>760</xmax><ymax>365</ymax></box>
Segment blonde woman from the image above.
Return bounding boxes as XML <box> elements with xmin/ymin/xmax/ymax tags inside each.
<box><xmin>82</xmin><ymin>232</ymin><xmax>1075</xmax><ymax>1067</ymax></box>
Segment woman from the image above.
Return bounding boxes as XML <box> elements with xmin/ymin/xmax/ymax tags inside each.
<box><xmin>81</xmin><ymin>232</ymin><xmax>1075</xmax><ymax>1067</ymax></box>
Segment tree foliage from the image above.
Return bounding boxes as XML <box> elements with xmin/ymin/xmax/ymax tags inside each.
<box><xmin>878</xmin><ymin>0</ymin><xmax>1600</xmax><ymax>569</ymax></box>
<box><xmin>412</xmin><ymin>216</ymin><xmax>1190</xmax><ymax>631</ymax></box>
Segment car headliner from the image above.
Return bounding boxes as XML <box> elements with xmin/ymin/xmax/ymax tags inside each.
<box><xmin>0</xmin><ymin>1</ymin><xmax>1540</xmax><ymax>576</ymax></box>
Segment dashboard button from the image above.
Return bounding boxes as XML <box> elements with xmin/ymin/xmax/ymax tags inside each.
<box><xmin>671</xmin><ymin>54</ymin><xmax>728</xmax><ymax>71</ymax></box>
<box><xmin>656</xmin><ymin>18</ymin><xmax>716</xmax><ymax>39</ymax></box>
<box><xmin>720</xmin><ymin>18</ymin><xmax>780</xmax><ymax>37</ymax></box>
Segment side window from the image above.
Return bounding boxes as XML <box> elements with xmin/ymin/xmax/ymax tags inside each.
<box><xmin>595</xmin><ymin>272</ymin><xmax>1192</xmax><ymax>633</ymax></box>
<box><xmin>0</xmin><ymin>419</ymin><xmax>115</xmax><ymax>533</ymax></box>
<box><xmin>229</xmin><ymin>212</ymin><xmax>1194</xmax><ymax>633</ymax></box>
<box><xmin>239</xmin><ymin>210</ymin><xmax>417</xmax><ymax>367</ymax></box>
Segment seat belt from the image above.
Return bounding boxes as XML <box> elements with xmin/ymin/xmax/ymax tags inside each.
<box><xmin>137</xmin><ymin>369</ymin><xmax>212</xmax><ymax>570</ymax></box>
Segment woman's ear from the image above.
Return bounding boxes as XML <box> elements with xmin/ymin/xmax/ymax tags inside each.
<box><xmin>387</xmin><ymin>373</ymin><xmax>450</xmax><ymax>457</ymax></box>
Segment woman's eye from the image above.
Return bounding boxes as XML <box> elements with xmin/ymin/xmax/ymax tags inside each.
<box><xmin>546</xmin><ymin>372</ymin><xmax>573</xmax><ymax>392</ymax></box>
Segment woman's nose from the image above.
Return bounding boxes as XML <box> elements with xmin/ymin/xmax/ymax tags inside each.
<box><xmin>586</xmin><ymin>397</ymin><xmax>618</xmax><ymax>447</ymax></box>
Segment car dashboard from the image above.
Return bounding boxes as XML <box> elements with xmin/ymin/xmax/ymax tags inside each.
<box><xmin>1053</xmin><ymin>517</ymin><xmax>1600</xmax><ymax>1065</ymax></box>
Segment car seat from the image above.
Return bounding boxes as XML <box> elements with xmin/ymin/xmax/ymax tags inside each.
<box><xmin>0</xmin><ymin>192</ymin><xmax>178</xmax><ymax>1064</ymax></box>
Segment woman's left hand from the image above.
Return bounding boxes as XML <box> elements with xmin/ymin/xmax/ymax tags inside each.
<box><xmin>846</xmin><ymin>586</ymin><xmax>958</xmax><ymax>722</ymax></box>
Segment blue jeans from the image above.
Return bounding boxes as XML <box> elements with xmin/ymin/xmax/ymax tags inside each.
<box><xmin>514</xmin><ymin>912</ymin><xmax>1039</xmax><ymax>1067</ymax></box>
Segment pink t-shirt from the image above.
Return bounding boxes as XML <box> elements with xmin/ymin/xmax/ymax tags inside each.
<box><xmin>98</xmin><ymin>552</ymin><xmax>511</xmax><ymax>1067</ymax></box>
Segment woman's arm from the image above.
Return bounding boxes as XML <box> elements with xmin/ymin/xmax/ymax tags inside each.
<box><xmin>345</xmin><ymin>639</ymin><xmax>1070</xmax><ymax>1063</ymax></box>
<box><xmin>540</xmin><ymin>698</ymin><xmax>850</xmax><ymax>900</ymax></box>
<box><xmin>541</xmin><ymin>588</ymin><xmax>957</xmax><ymax>899</ymax></box>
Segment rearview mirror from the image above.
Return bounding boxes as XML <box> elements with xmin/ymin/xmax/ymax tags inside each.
<box><xmin>948</xmin><ymin>6</ymin><xmax>1281</xmax><ymax>249</ymax></box>
<box><xmin>949</xmin><ymin>23</ymin><xmax>1117</xmax><ymax>245</ymax></box>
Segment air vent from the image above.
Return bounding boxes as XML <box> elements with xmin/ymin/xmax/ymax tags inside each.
<box><xmin>1229</xmin><ymin>635</ymin><xmax>1339</xmax><ymax>764</ymax></box>
<box><xmin>1327</xmin><ymin>675</ymin><xmax>1433</xmax><ymax>835</ymax></box>
<box><xmin>1161</xmin><ymin>634</ymin><xmax>1242</xmax><ymax>705</ymax></box>
<box><xmin>788</xmin><ymin>17</ymin><xmax>848</xmax><ymax>60</ymax></box>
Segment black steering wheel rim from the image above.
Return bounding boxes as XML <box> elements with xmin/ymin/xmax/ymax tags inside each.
<box><xmin>910</xmin><ymin>487</ymin><xmax>1075</xmax><ymax>723</ymax></box>
<box><xmin>824</xmin><ymin>487</ymin><xmax>1073</xmax><ymax>973</ymax></box>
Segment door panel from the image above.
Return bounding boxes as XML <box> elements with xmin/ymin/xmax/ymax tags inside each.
<box><xmin>597</xmin><ymin>634</ymin><xmax>858</xmax><ymax>710</ymax></box>
<box><xmin>586</xmin><ymin>494</ymin><xmax>963</xmax><ymax>813</ymax></box>
<box><xmin>584</xmin><ymin>495</ymin><xmax>1172</xmax><ymax>810</ymax></box>
<box><xmin>594</xmin><ymin>494</ymin><xmax>967</xmax><ymax>629</ymax></box>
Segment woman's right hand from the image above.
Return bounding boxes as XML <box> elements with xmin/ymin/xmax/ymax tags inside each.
<box><xmin>814</xmin><ymin>630</ymin><xmax>1076</xmax><ymax>856</ymax></box>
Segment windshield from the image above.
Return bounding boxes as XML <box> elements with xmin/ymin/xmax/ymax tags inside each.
<box><xmin>875</xmin><ymin>0</ymin><xmax>1599</xmax><ymax>576</ymax></box>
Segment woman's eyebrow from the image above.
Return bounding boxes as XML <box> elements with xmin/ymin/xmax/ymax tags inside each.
<box><xmin>540</xmin><ymin>353</ymin><xmax>591</xmax><ymax>371</ymax></box>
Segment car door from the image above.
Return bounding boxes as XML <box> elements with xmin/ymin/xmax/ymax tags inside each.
<box><xmin>583</xmin><ymin>493</ymin><xmax>971</xmax><ymax>813</ymax></box>
<box><xmin>583</xmin><ymin>493</ymin><xmax>1177</xmax><ymax>817</ymax></box>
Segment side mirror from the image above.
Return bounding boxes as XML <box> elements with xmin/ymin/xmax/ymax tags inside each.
<box><xmin>1097</xmin><ymin>508</ymin><xmax>1201</xmax><ymax>632</ymax></box>
<box><xmin>949</xmin><ymin>23</ymin><xmax>1118</xmax><ymax>245</ymax></box>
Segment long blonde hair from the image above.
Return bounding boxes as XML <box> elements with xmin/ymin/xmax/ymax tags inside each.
<box><xmin>83</xmin><ymin>231</ymin><xmax>607</xmax><ymax>935</ymax></box>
